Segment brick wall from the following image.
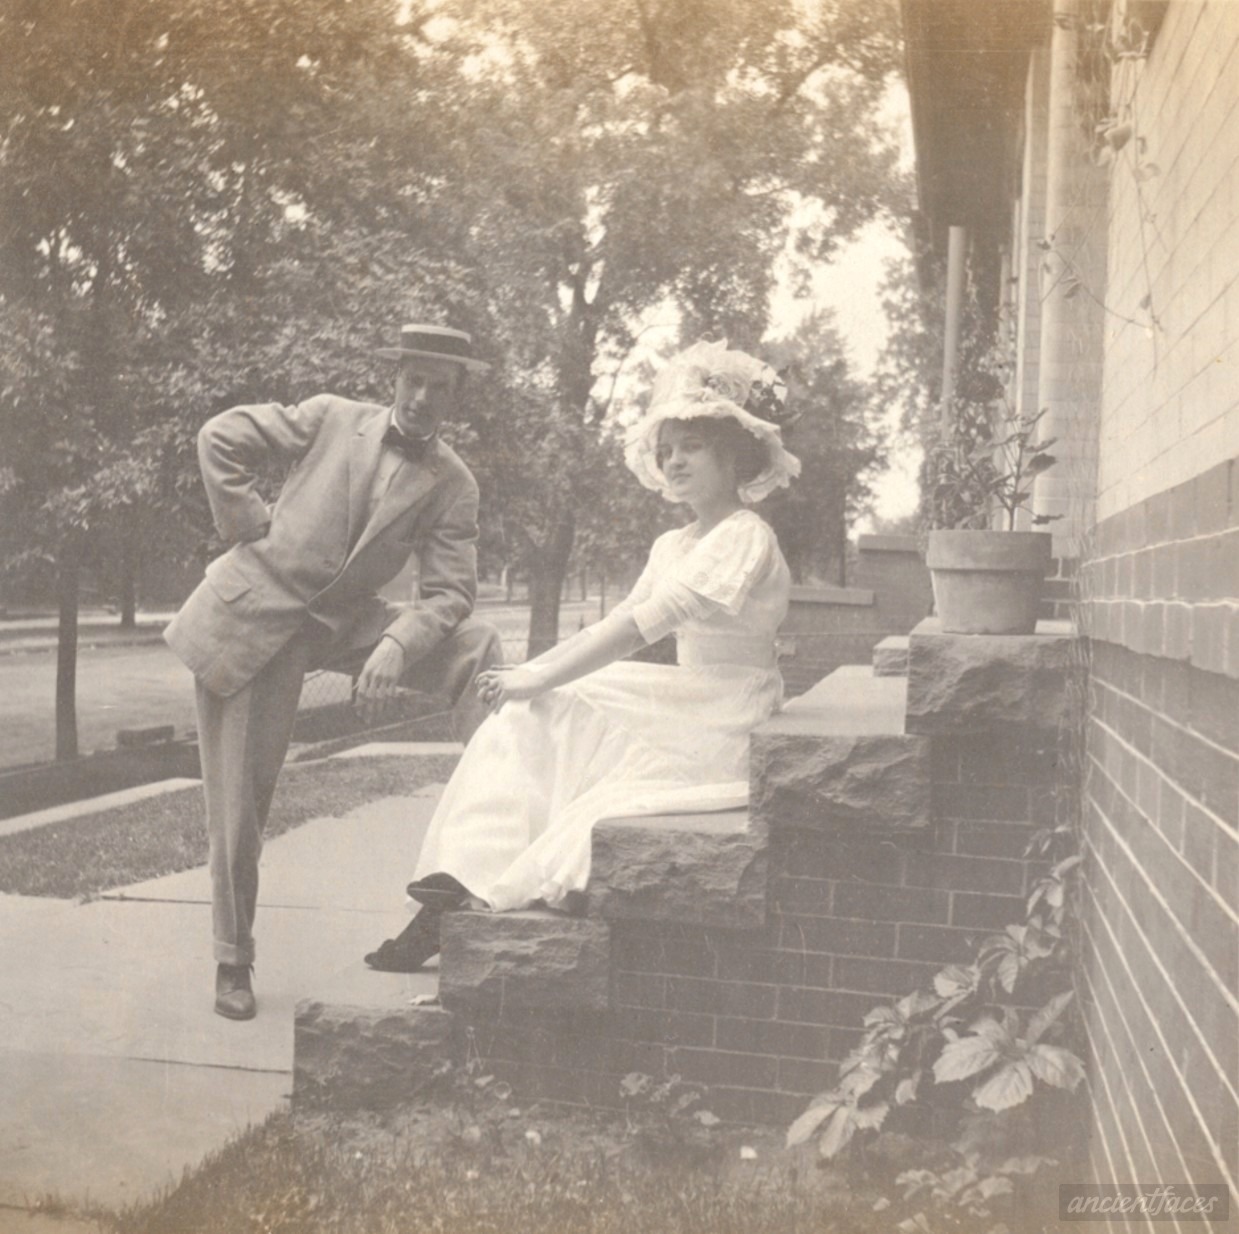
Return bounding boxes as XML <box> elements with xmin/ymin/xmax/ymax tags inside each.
<box><xmin>1068</xmin><ymin>0</ymin><xmax>1239</xmax><ymax>1196</ymax></box>
<box><xmin>1096</xmin><ymin>2</ymin><xmax>1239</xmax><ymax>521</ymax></box>
<box><xmin>1079</xmin><ymin>461</ymin><xmax>1239</xmax><ymax>1194</ymax></box>
<box><xmin>462</xmin><ymin>725</ymin><xmax>1056</xmax><ymax>1129</ymax></box>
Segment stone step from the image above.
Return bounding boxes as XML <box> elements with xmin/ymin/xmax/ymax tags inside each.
<box><xmin>292</xmin><ymin>663</ymin><xmax>939</xmax><ymax>1115</ymax></box>
<box><xmin>591</xmin><ymin>666</ymin><xmax>931</xmax><ymax>931</ymax></box>
<box><xmin>589</xmin><ymin>808</ymin><xmax>764</xmax><ymax>929</ymax></box>
<box><xmin>294</xmin><ymin>963</ymin><xmax>453</xmax><ymax>1110</ymax></box>
<box><xmin>439</xmin><ymin>909</ymin><xmax>611</xmax><ymax>1013</ymax></box>
<box><xmin>873</xmin><ymin>635</ymin><xmax>910</xmax><ymax>677</ymax></box>
<box><xmin>751</xmin><ymin>665</ymin><xmax>931</xmax><ymax>834</ymax></box>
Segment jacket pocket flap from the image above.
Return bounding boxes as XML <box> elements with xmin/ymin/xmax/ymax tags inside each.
<box><xmin>206</xmin><ymin>568</ymin><xmax>252</xmax><ymax>604</ymax></box>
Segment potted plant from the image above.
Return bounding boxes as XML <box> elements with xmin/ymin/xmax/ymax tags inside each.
<box><xmin>925</xmin><ymin>404</ymin><xmax>1061</xmax><ymax>635</ymax></box>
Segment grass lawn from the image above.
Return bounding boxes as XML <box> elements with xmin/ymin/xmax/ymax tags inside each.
<box><xmin>95</xmin><ymin>1074</ymin><xmax>1067</xmax><ymax>1234</ymax></box>
<box><xmin>104</xmin><ymin>1094</ymin><xmax>862</xmax><ymax>1234</ymax></box>
<box><xmin>0</xmin><ymin>753</ymin><xmax>459</xmax><ymax>899</ymax></box>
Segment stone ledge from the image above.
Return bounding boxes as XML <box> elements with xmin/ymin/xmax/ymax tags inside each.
<box><xmin>294</xmin><ymin>974</ymin><xmax>456</xmax><ymax>1110</ymax></box>
<box><xmin>751</xmin><ymin>731</ymin><xmax>931</xmax><ymax>833</ymax></box>
<box><xmin>905</xmin><ymin>618</ymin><xmax>1076</xmax><ymax>734</ymax></box>
<box><xmin>762</xmin><ymin>665</ymin><xmax>909</xmax><ymax>737</ymax></box>
<box><xmin>440</xmin><ymin>911</ymin><xmax>610</xmax><ymax>1012</ymax></box>
<box><xmin>589</xmin><ymin>809</ymin><xmax>765</xmax><ymax>929</ymax></box>
<box><xmin>873</xmin><ymin>636</ymin><xmax>910</xmax><ymax>677</ymax></box>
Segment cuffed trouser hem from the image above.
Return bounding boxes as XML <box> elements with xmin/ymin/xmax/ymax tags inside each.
<box><xmin>213</xmin><ymin>941</ymin><xmax>256</xmax><ymax>967</ymax></box>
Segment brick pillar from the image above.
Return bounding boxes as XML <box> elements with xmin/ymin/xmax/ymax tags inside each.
<box><xmin>1034</xmin><ymin>0</ymin><xmax>1107</xmax><ymax>555</ymax></box>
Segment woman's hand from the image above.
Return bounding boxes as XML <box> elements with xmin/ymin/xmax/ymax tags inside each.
<box><xmin>475</xmin><ymin>665</ymin><xmax>547</xmax><ymax>712</ymax></box>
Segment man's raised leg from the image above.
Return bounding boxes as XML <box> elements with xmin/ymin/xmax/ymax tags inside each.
<box><xmin>402</xmin><ymin>617</ymin><xmax>505</xmax><ymax>744</ymax></box>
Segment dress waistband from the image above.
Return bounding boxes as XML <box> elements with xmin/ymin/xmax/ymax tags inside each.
<box><xmin>676</xmin><ymin>631</ymin><xmax>778</xmax><ymax>669</ymax></box>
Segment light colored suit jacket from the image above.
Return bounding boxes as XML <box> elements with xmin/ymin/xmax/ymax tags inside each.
<box><xmin>164</xmin><ymin>394</ymin><xmax>480</xmax><ymax>697</ymax></box>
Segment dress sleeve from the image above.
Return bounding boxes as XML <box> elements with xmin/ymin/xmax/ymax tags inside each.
<box><xmin>629</xmin><ymin>514</ymin><xmax>775</xmax><ymax>643</ymax></box>
<box><xmin>603</xmin><ymin>544</ymin><xmax>661</xmax><ymax>618</ymax></box>
<box><xmin>576</xmin><ymin>531</ymin><xmax>671</xmax><ymax>642</ymax></box>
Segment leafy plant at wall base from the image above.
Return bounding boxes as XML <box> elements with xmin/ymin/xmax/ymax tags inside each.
<box><xmin>789</xmin><ymin>829</ymin><xmax>1085</xmax><ymax>1170</ymax></box>
<box><xmin>619</xmin><ymin>1072</ymin><xmax>722</xmax><ymax>1163</ymax></box>
<box><xmin>894</xmin><ymin>1146</ymin><xmax>1056</xmax><ymax>1234</ymax></box>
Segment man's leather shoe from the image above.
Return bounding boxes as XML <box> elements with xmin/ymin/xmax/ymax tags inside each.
<box><xmin>215</xmin><ymin>963</ymin><xmax>256</xmax><ymax>1020</ymax></box>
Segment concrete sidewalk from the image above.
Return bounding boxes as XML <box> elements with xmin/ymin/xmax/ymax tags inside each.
<box><xmin>0</xmin><ymin>614</ymin><xmax>177</xmax><ymax>657</ymax></box>
<box><xmin>0</xmin><ymin>753</ymin><xmax>446</xmax><ymax>1224</ymax></box>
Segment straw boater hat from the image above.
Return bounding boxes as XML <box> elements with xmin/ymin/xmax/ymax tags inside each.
<box><xmin>376</xmin><ymin>323</ymin><xmax>490</xmax><ymax>373</ymax></box>
<box><xmin>624</xmin><ymin>339</ymin><xmax>801</xmax><ymax>504</ymax></box>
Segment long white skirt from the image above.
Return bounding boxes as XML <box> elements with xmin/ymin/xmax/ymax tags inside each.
<box><xmin>412</xmin><ymin>659</ymin><xmax>781</xmax><ymax>911</ymax></box>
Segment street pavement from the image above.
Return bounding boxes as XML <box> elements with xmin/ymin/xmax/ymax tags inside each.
<box><xmin>0</xmin><ymin>597</ymin><xmax>605</xmax><ymax>770</ymax></box>
<box><xmin>0</xmin><ymin>746</ymin><xmax>451</xmax><ymax>1226</ymax></box>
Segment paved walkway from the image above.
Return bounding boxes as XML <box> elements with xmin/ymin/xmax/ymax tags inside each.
<box><xmin>0</xmin><ymin>752</ymin><xmax>447</xmax><ymax>1226</ymax></box>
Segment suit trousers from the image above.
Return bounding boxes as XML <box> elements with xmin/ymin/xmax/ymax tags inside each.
<box><xmin>195</xmin><ymin>617</ymin><xmax>503</xmax><ymax>966</ymax></box>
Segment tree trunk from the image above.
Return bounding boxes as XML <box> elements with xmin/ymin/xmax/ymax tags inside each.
<box><xmin>119</xmin><ymin>533</ymin><xmax>137</xmax><ymax>628</ymax></box>
<box><xmin>55</xmin><ymin>552</ymin><xmax>81</xmax><ymax>761</ymax></box>
<box><xmin>525</xmin><ymin>511</ymin><xmax>576</xmax><ymax>658</ymax></box>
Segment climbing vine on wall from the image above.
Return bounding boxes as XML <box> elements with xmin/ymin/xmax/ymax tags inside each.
<box><xmin>1040</xmin><ymin>0</ymin><xmax>1166</xmax><ymax>341</ymax></box>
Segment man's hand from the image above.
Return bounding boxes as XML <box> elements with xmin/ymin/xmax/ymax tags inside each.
<box><xmin>354</xmin><ymin>638</ymin><xmax>406</xmax><ymax>727</ymax></box>
<box><xmin>475</xmin><ymin>665</ymin><xmax>547</xmax><ymax>713</ymax></box>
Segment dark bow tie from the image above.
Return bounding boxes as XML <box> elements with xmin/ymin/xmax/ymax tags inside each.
<box><xmin>382</xmin><ymin>424</ymin><xmax>435</xmax><ymax>463</ymax></box>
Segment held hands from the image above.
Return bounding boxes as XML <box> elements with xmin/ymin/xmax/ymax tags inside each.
<box><xmin>354</xmin><ymin>638</ymin><xmax>406</xmax><ymax>727</ymax></box>
<box><xmin>475</xmin><ymin>665</ymin><xmax>547</xmax><ymax>713</ymax></box>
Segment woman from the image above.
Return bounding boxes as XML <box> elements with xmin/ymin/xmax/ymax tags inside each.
<box><xmin>365</xmin><ymin>339</ymin><xmax>800</xmax><ymax>972</ymax></box>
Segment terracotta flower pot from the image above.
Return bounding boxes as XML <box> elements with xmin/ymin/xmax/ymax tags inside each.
<box><xmin>926</xmin><ymin>529</ymin><xmax>1053</xmax><ymax>635</ymax></box>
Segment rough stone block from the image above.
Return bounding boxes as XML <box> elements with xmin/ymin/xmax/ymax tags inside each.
<box><xmin>751</xmin><ymin>731</ymin><xmax>932</xmax><ymax>832</ymax></box>
<box><xmin>905</xmin><ymin>618</ymin><xmax>1076</xmax><ymax>734</ymax></box>
<box><xmin>589</xmin><ymin>810</ymin><xmax>766</xmax><ymax>929</ymax></box>
<box><xmin>873</xmin><ymin>636</ymin><xmax>910</xmax><ymax>677</ymax></box>
<box><xmin>294</xmin><ymin>999</ymin><xmax>456</xmax><ymax>1110</ymax></box>
<box><xmin>116</xmin><ymin>724</ymin><xmax>175</xmax><ymax>747</ymax></box>
<box><xmin>440</xmin><ymin>911</ymin><xmax>610</xmax><ymax>1012</ymax></box>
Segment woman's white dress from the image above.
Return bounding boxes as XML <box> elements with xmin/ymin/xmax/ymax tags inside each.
<box><xmin>413</xmin><ymin>508</ymin><xmax>791</xmax><ymax>912</ymax></box>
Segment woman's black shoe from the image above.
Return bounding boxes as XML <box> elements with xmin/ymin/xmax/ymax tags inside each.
<box><xmin>406</xmin><ymin>871</ymin><xmax>470</xmax><ymax>911</ymax></box>
<box><xmin>364</xmin><ymin>908</ymin><xmax>442</xmax><ymax>973</ymax></box>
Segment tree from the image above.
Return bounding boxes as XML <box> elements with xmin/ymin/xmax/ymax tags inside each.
<box><xmin>762</xmin><ymin>312</ymin><xmax>885</xmax><ymax>585</ymax></box>
<box><xmin>1</xmin><ymin>0</ymin><xmax>908</xmax><ymax>762</ymax></box>
<box><xmin>406</xmin><ymin>0</ymin><xmax>903</xmax><ymax>652</ymax></box>
<box><xmin>0</xmin><ymin>0</ymin><xmax>415</xmax><ymax>757</ymax></box>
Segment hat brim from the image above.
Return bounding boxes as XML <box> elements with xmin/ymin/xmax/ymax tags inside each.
<box><xmin>376</xmin><ymin>346</ymin><xmax>490</xmax><ymax>373</ymax></box>
<box><xmin>623</xmin><ymin>396</ymin><xmax>801</xmax><ymax>505</ymax></box>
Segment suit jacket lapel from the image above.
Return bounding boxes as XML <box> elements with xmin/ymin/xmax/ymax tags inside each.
<box><xmin>347</xmin><ymin>434</ymin><xmax>442</xmax><ymax>562</ymax></box>
<box><xmin>347</xmin><ymin>411</ymin><xmax>388</xmax><ymax>550</ymax></box>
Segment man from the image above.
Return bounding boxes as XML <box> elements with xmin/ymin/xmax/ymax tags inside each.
<box><xmin>165</xmin><ymin>323</ymin><xmax>503</xmax><ymax>1021</ymax></box>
